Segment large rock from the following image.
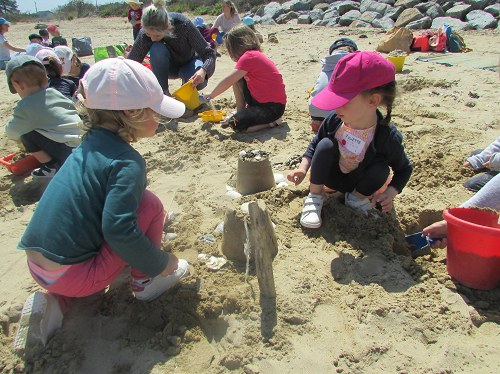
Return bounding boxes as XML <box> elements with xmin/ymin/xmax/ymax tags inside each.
<box><xmin>464</xmin><ymin>0</ymin><xmax>491</xmax><ymax>11</ymax></box>
<box><xmin>378</xmin><ymin>0</ymin><xmax>395</xmax><ymax>4</ymax></box>
<box><xmin>372</xmin><ymin>16</ymin><xmax>396</xmax><ymax>29</ymax></box>
<box><xmin>260</xmin><ymin>16</ymin><xmax>278</xmax><ymax>25</ymax></box>
<box><xmin>431</xmin><ymin>16</ymin><xmax>474</xmax><ymax>31</ymax></box>
<box><xmin>385</xmin><ymin>6</ymin><xmax>404</xmax><ymax>21</ymax></box>
<box><xmin>329</xmin><ymin>1</ymin><xmax>360</xmax><ymax>15</ymax></box>
<box><xmin>394</xmin><ymin>0</ymin><xmax>420</xmax><ymax>9</ymax></box>
<box><xmin>440</xmin><ymin>2</ymin><xmax>456</xmax><ymax>13</ymax></box>
<box><xmin>406</xmin><ymin>16</ymin><xmax>432</xmax><ymax>29</ymax></box>
<box><xmin>309</xmin><ymin>8</ymin><xmax>324</xmax><ymax>22</ymax></box>
<box><xmin>360</xmin><ymin>11</ymin><xmax>383</xmax><ymax>24</ymax></box>
<box><xmin>395</xmin><ymin>8</ymin><xmax>424</xmax><ymax>27</ymax></box>
<box><xmin>310</xmin><ymin>0</ymin><xmax>336</xmax><ymax>6</ymax></box>
<box><xmin>313</xmin><ymin>3</ymin><xmax>330</xmax><ymax>11</ymax></box>
<box><xmin>282</xmin><ymin>0</ymin><xmax>312</xmax><ymax>12</ymax></box>
<box><xmin>275</xmin><ymin>11</ymin><xmax>299</xmax><ymax>24</ymax></box>
<box><xmin>445</xmin><ymin>4</ymin><xmax>473</xmax><ymax>21</ymax></box>
<box><xmin>426</xmin><ymin>4</ymin><xmax>445</xmax><ymax>19</ymax></box>
<box><xmin>484</xmin><ymin>3</ymin><xmax>500</xmax><ymax>17</ymax></box>
<box><xmin>339</xmin><ymin>9</ymin><xmax>361</xmax><ymax>26</ymax></box>
<box><xmin>360</xmin><ymin>0</ymin><xmax>389</xmax><ymax>15</ymax></box>
<box><xmin>297</xmin><ymin>14</ymin><xmax>312</xmax><ymax>24</ymax></box>
<box><xmin>323</xmin><ymin>8</ymin><xmax>340</xmax><ymax>20</ymax></box>
<box><xmin>263</xmin><ymin>1</ymin><xmax>285</xmax><ymax>19</ymax></box>
<box><xmin>350</xmin><ymin>20</ymin><xmax>371</xmax><ymax>27</ymax></box>
<box><xmin>414</xmin><ymin>2</ymin><xmax>435</xmax><ymax>13</ymax></box>
<box><xmin>466</xmin><ymin>10</ymin><xmax>498</xmax><ymax>29</ymax></box>
<box><xmin>314</xmin><ymin>17</ymin><xmax>340</xmax><ymax>26</ymax></box>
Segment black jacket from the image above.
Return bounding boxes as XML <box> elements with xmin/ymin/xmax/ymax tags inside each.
<box><xmin>304</xmin><ymin>111</ymin><xmax>413</xmax><ymax>193</ymax></box>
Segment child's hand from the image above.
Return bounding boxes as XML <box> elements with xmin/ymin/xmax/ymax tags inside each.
<box><xmin>199</xmin><ymin>93</ymin><xmax>211</xmax><ymax>103</ymax></box>
<box><xmin>287</xmin><ymin>169</ymin><xmax>306</xmax><ymax>186</ymax></box>
<box><xmin>161</xmin><ymin>253</ymin><xmax>179</xmax><ymax>276</ymax></box>
<box><xmin>371</xmin><ymin>186</ymin><xmax>398</xmax><ymax>213</ymax></box>
<box><xmin>422</xmin><ymin>220</ymin><xmax>448</xmax><ymax>248</ymax></box>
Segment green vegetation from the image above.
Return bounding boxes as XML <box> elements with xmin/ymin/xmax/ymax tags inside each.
<box><xmin>0</xmin><ymin>0</ymin><xmax>266</xmax><ymax>21</ymax></box>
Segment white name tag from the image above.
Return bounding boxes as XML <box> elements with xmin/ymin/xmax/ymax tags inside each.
<box><xmin>341</xmin><ymin>132</ymin><xmax>365</xmax><ymax>155</ymax></box>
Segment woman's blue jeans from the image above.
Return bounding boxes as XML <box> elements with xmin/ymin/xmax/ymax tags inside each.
<box><xmin>150</xmin><ymin>42</ymin><xmax>207</xmax><ymax>93</ymax></box>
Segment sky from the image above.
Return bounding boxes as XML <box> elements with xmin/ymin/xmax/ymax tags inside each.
<box><xmin>16</xmin><ymin>0</ymin><xmax>120</xmax><ymax>13</ymax></box>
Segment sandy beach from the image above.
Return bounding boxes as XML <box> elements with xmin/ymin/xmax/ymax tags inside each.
<box><xmin>0</xmin><ymin>16</ymin><xmax>499</xmax><ymax>373</ymax></box>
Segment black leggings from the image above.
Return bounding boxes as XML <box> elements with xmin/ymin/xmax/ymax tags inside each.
<box><xmin>21</xmin><ymin>131</ymin><xmax>74</xmax><ymax>165</ymax></box>
<box><xmin>309</xmin><ymin>137</ymin><xmax>389</xmax><ymax>196</ymax></box>
<box><xmin>228</xmin><ymin>79</ymin><xmax>286</xmax><ymax>132</ymax></box>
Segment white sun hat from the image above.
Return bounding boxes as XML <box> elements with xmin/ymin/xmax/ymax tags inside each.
<box><xmin>80</xmin><ymin>57</ymin><xmax>185</xmax><ymax>119</ymax></box>
<box><xmin>54</xmin><ymin>45</ymin><xmax>74</xmax><ymax>75</ymax></box>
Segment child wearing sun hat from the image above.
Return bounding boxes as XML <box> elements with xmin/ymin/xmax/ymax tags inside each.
<box><xmin>0</xmin><ymin>17</ymin><xmax>26</xmax><ymax>70</ymax></box>
<box><xmin>126</xmin><ymin>1</ymin><xmax>143</xmax><ymax>40</ymax></box>
<box><xmin>13</xmin><ymin>58</ymin><xmax>188</xmax><ymax>355</ymax></box>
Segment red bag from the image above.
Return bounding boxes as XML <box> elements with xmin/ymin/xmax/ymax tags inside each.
<box><xmin>412</xmin><ymin>34</ymin><xmax>430</xmax><ymax>52</ymax></box>
<box><xmin>429</xmin><ymin>29</ymin><xmax>446</xmax><ymax>52</ymax></box>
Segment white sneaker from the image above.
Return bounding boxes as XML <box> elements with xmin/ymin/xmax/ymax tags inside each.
<box><xmin>132</xmin><ymin>259</ymin><xmax>189</xmax><ymax>302</ymax></box>
<box><xmin>14</xmin><ymin>292</ymin><xmax>63</xmax><ymax>355</ymax></box>
<box><xmin>345</xmin><ymin>192</ymin><xmax>374</xmax><ymax>217</ymax></box>
<box><xmin>300</xmin><ymin>193</ymin><xmax>324</xmax><ymax>228</ymax></box>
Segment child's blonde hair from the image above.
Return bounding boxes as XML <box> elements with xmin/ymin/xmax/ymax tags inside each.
<box><xmin>10</xmin><ymin>64</ymin><xmax>48</xmax><ymax>91</ymax></box>
<box><xmin>222</xmin><ymin>1</ymin><xmax>238</xmax><ymax>16</ymax></box>
<box><xmin>141</xmin><ymin>0</ymin><xmax>173</xmax><ymax>35</ymax></box>
<box><xmin>225</xmin><ymin>25</ymin><xmax>261</xmax><ymax>61</ymax></box>
<box><xmin>76</xmin><ymin>87</ymin><xmax>158</xmax><ymax>143</ymax></box>
<box><xmin>364</xmin><ymin>81</ymin><xmax>397</xmax><ymax>126</ymax></box>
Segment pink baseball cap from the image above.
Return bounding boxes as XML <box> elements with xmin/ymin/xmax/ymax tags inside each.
<box><xmin>312</xmin><ymin>51</ymin><xmax>395</xmax><ymax>111</ymax></box>
<box><xmin>35</xmin><ymin>48</ymin><xmax>61</xmax><ymax>65</ymax></box>
<box><xmin>81</xmin><ymin>58</ymin><xmax>185</xmax><ymax>119</ymax></box>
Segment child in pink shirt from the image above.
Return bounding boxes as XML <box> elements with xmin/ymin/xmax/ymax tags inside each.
<box><xmin>202</xmin><ymin>25</ymin><xmax>286</xmax><ymax>132</ymax></box>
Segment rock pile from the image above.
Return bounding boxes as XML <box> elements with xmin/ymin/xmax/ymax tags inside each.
<box><xmin>250</xmin><ymin>0</ymin><xmax>499</xmax><ymax>30</ymax></box>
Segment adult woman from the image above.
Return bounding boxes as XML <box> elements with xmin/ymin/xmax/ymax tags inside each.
<box><xmin>211</xmin><ymin>1</ymin><xmax>241</xmax><ymax>45</ymax></box>
<box><xmin>127</xmin><ymin>0</ymin><xmax>216</xmax><ymax>95</ymax></box>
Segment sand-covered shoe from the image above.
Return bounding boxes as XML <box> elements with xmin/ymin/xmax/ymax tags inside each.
<box><xmin>13</xmin><ymin>292</ymin><xmax>63</xmax><ymax>356</ymax></box>
<box><xmin>300</xmin><ymin>193</ymin><xmax>324</xmax><ymax>229</ymax></box>
<box><xmin>132</xmin><ymin>259</ymin><xmax>189</xmax><ymax>302</ymax></box>
<box><xmin>345</xmin><ymin>192</ymin><xmax>375</xmax><ymax>217</ymax></box>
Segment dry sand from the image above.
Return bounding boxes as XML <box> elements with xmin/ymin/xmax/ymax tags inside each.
<box><xmin>0</xmin><ymin>16</ymin><xmax>499</xmax><ymax>374</ymax></box>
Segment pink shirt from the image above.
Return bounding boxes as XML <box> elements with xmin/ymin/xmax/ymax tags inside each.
<box><xmin>335</xmin><ymin>123</ymin><xmax>376</xmax><ymax>173</ymax></box>
<box><xmin>235</xmin><ymin>50</ymin><xmax>287</xmax><ymax>105</ymax></box>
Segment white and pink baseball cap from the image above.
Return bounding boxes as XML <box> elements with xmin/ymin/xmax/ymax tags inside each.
<box><xmin>80</xmin><ymin>58</ymin><xmax>185</xmax><ymax>119</ymax></box>
<box><xmin>54</xmin><ymin>45</ymin><xmax>74</xmax><ymax>74</ymax></box>
<box><xmin>35</xmin><ymin>48</ymin><xmax>61</xmax><ymax>65</ymax></box>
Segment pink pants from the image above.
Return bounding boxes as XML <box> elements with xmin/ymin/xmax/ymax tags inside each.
<box><xmin>28</xmin><ymin>190</ymin><xmax>165</xmax><ymax>299</ymax></box>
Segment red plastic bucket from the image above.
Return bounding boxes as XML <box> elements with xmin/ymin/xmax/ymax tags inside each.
<box><xmin>443</xmin><ymin>208</ymin><xmax>500</xmax><ymax>290</ymax></box>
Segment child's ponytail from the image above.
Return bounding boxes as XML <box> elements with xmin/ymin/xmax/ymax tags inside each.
<box><xmin>366</xmin><ymin>81</ymin><xmax>396</xmax><ymax>126</ymax></box>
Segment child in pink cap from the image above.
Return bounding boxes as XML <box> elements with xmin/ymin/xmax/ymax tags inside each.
<box><xmin>14</xmin><ymin>58</ymin><xmax>188</xmax><ymax>355</ymax></box>
<box><xmin>288</xmin><ymin>51</ymin><xmax>413</xmax><ymax>228</ymax></box>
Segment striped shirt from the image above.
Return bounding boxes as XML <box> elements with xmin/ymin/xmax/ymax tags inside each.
<box><xmin>127</xmin><ymin>12</ymin><xmax>216</xmax><ymax>79</ymax></box>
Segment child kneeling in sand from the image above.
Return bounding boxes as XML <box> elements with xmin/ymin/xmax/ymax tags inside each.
<box><xmin>14</xmin><ymin>58</ymin><xmax>189</xmax><ymax>354</ymax></box>
<box><xmin>5</xmin><ymin>55</ymin><xmax>82</xmax><ymax>177</ymax></box>
<box><xmin>201</xmin><ymin>25</ymin><xmax>286</xmax><ymax>132</ymax></box>
<box><xmin>288</xmin><ymin>51</ymin><xmax>412</xmax><ymax>228</ymax></box>
<box><xmin>308</xmin><ymin>38</ymin><xmax>357</xmax><ymax>132</ymax></box>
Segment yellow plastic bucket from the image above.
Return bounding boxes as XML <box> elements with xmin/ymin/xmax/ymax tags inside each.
<box><xmin>172</xmin><ymin>81</ymin><xmax>202</xmax><ymax>110</ymax></box>
<box><xmin>387</xmin><ymin>55</ymin><xmax>406</xmax><ymax>73</ymax></box>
